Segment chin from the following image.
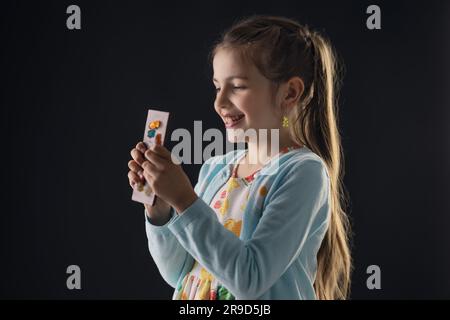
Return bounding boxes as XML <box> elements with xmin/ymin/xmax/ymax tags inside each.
<box><xmin>226</xmin><ymin>127</ymin><xmax>248</xmax><ymax>144</ymax></box>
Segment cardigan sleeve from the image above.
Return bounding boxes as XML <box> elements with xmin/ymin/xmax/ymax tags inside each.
<box><xmin>143</xmin><ymin>155</ymin><xmax>217</xmax><ymax>288</ymax></box>
<box><xmin>166</xmin><ymin>159</ymin><xmax>330</xmax><ymax>299</ymax></box>
<box><xmin>144</xmin><ymin>207</ymin><xmax>193</xmax><ymax>288</ymax></box>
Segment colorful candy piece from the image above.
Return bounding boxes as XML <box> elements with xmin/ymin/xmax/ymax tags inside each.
<box><xmin>147</xmin><ymin>129</ymin><xmax>156</xmax><ymax>138</ymax></box>
<box><xmin>144</xmin><ymin>185</ymin><xmax>153</xmax><ymax>196</ymax></box>
<box><xmin>155</xmin><ymin>133</ymin><xmax>162</xmax><ymax>145</ymax></box>
<box><xmin>149</xmin><ymin>120</ymin><xmax>161</xmax><ymax>129</ymax></box>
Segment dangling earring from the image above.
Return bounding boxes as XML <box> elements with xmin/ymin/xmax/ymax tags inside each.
<box><xmin>282</xmin><ymin>116</ymin><xmax>289</xmax><ymax>128</ymax></box>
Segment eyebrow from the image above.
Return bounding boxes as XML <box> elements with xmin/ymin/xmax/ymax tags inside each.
<box><xmin>212</xmin><ymin>76</ymin><xmax>249</xmax><ymax>82</ymax></box>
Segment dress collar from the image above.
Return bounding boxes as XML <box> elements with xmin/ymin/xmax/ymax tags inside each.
<box><xmin>229</xmin><ymin>145</ymin><xmax>305</xmax><ymax>180</ymax></box>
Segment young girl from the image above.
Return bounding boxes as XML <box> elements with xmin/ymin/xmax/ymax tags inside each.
<box><xmin>127</xmin><ymin>15</ymin><xmax>352</xmax><ymax>300</ymax></box>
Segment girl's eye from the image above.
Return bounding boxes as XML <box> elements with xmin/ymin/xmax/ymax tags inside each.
<box><xmin>214</xmin><ymin>86</ymin><xmax>246</xmax><ymax>93</ymax></box>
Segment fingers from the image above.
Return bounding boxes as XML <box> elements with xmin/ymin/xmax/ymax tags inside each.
<box><xmin>131</xmin><ymin>148</ymin><xmax>146</xmax><ymax>165</ymax></box>
<box><xmin>144</xmin><ymin>149</ymin><xmax>167</xmax><ymax>170</ymax></box>
<box><xmin>144</xmin><ymin>145</ymin><xmax>172</xmax><ymax>162</ymax></box>
<box><xmin>141</xmin><ymin>159</ymin><xmax>159</xmax><ymax>177</ymax></box>
<box><xmin>136</xmin><ymin>142</ymin><xmax>147</xmax><ymax>154</ymax></box>
<box><xmin>130</xmin><ymin>140</ymin><xmax>166</xmax><ymax>188</ymax></box>
<box><xmin>128</xmin><ymin>170</ymin><xmax>142</xmax><ymax>188</ymax></box>
<box><xmin>129</xmin><ymin>142</ymin><xmax>153</xmax><ymax>189</ymax></box>
<box><xmin>142</xmin><ymin>161</ymin><xmax>160</xmax><ymax>186</ymax></box>
<box><xmin>142</xmin><ymin>169</ymin><xmax>154</xmax><ymax>185</ymax></box>
<box><xmin>150</xmin><ymin>143</ymin><xmax>172</xmax><ymax>161</ymax></box>
<box><xmin>128</xmin><ymin>159</ymin><xmax>143</xmax><ymax>174</ymax></box>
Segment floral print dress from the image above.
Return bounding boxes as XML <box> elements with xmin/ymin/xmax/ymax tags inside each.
<box><xmin>172</xmin><ymin>145</ymin><xmax>301</xmax><ymax>300</ymax></box>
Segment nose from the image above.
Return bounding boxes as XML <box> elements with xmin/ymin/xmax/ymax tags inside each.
<box><xmin>214</xmin><ymin>88</ymin><xmax>231</xmax><ymax>113</ymax></box>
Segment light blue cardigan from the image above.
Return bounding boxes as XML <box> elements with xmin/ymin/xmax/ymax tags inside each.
<box><xmin>144</xmin><ymin>146</ymin><xmax>331</xmax><ymax>300</ymax></box>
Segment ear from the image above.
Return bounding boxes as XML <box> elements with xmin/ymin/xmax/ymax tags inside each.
<box><xmin>282</xmin><ymin>76</ymin><xmax>305</xmax><ymax>109</ymax></box>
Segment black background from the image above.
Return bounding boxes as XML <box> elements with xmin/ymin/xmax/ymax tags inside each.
<box><xmin>1</xmin><ymin>0</ymin><xmax>449</xmax><ymax>299</ymax></box>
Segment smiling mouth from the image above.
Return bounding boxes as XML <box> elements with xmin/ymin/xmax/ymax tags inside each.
<box><xmin>224</xmin><ymin>114</ymin><xmax>245</xmax><ymax>128</ymax></box>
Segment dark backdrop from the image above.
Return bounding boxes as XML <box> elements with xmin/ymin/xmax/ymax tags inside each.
<box><xmin>1</xmin><ymin>0</ymin><xmax>449</xmax><ymax>299</ymax></box>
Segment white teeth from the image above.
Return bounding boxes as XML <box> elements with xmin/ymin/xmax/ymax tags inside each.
<box><xmin>224</xmin><ymin>114</ymin><xmax>244</xmax><ymax>124</ymax></box>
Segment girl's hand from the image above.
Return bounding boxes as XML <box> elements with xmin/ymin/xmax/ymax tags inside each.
<box><xmin>128</xmin><ymin>141</ymin><xmax>148</xmax><ymax>189</ymax></box>
<box><xmin>141</xmin><ymin>142</ymin><xmax>198</xmax><ymax>214</ymax></box>
<box><xmin>128</xmin><ymin>141</ymin><xmax>171</xmax><ymax>224</ymax></box>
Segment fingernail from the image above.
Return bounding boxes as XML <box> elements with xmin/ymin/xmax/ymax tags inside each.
<box><xmin>139</xmin><ymin>142</ymin><xmax>147</xmax><ymax>152</ymax></box>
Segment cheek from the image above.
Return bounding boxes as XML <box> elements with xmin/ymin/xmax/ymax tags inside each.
<box><xmin>236</xmin><ymin>93</ymin><xmax>261</xmax><ymax>116</ymax></box>
<box><xmin>251</xmin><ymin>105</ymin><xmax>280</xmax><ymax>129</ymax></box>
<box><xmin>234</xmin><ymin>90</ymin><xmax>277</xmax><ymax>123</ymax></box>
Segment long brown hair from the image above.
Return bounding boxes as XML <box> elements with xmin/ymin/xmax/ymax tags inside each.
<box><xmin>208</xmin><ymin>15</ymin><xmax>352</xmax><ymax>299</ymax></box>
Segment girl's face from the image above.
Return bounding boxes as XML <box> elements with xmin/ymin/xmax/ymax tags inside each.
<box><xmin>213</xmin><ymin>48</ymin><xmax>282</xmax><ymax>143</ymax></box>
